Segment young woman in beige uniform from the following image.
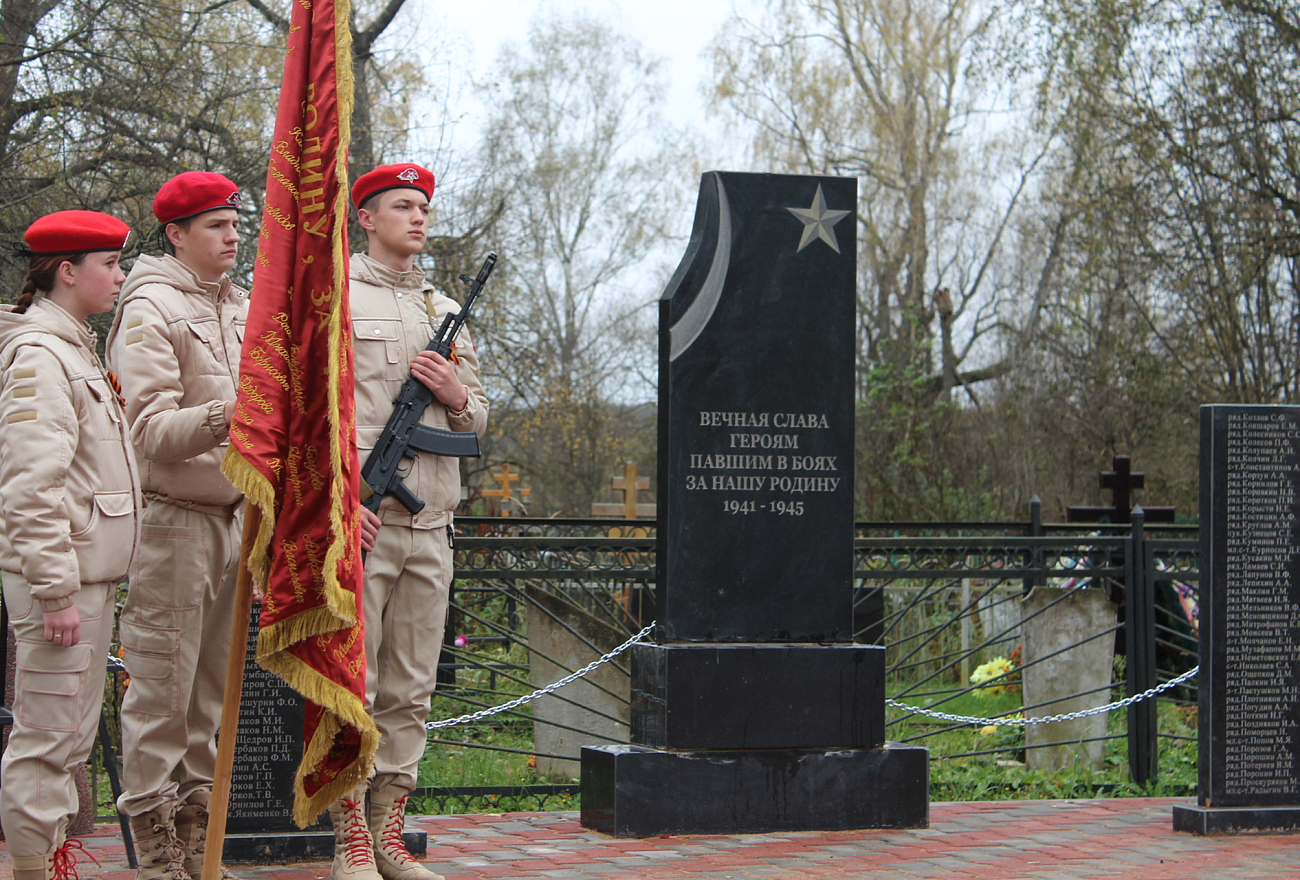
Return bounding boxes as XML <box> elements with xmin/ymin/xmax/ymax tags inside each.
<box><xmin>0</xmin><ymin>211</ymin><xmax>141</xmax><ymax>880</ymax></box>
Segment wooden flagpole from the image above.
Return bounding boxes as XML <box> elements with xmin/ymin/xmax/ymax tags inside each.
<box><xmin>201</xmin><ymin>503</ymin><xmax>261</xmax><ymax>880</ymax></box>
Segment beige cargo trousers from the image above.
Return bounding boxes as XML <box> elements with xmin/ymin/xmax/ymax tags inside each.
<box><xmin>116</xmin><ymin>500</ymin><xmax>241</xmax><ymax>816</ymax></box>
<box><xmin>363</xmin><ymin>518</ymin><xmax>453</xmax><ymax>794</ymax></box>
<box><xmin>0</xmin><ymin>576</ymin><xmax>114</xmax><ymax>856</ymax></box>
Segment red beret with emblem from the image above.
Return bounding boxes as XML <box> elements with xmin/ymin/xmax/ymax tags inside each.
<box><xmin>23</xmin><ymin>210</ymin><xmax>132</xmax><ymax>256</ymax></box>
<box><xmin>153</xmin><ymin>171</ymin><xmax>243</xmax><ymax>225</ymax></box>
<box><xmin>351</xmin><ymin>163</ymin><xmax>435</xmax><ymax>209</ymax></box>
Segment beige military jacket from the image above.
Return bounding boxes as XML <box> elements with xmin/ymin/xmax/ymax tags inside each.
<box><xmin>0</xmin><ymin>298</ymin><xmax>142</xmax><ymax>609</ymax></box>
<box><xmin>350</xmin><ymin>253</ymin><xmax>488</xmax><ymax>529</ymax></box>
<box><xmin>106</xmin><ymin>254</ymin><xmax>248</xmax><ymax>507</ymax></box>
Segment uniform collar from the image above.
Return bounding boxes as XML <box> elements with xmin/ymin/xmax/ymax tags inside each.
<box><xmin>31</xmin><ymin>296</ymin><xmax>98</xmax><ymax>350</ymax></box>
<box><xmin>160</xmin><ymin>254</ymin><xmax>234</xmax><ymax>304</ymax></box>
<box><xmin>353</xmin><ymin>252</ymin><xmax>428</xmax><ymax>292</ymax></box>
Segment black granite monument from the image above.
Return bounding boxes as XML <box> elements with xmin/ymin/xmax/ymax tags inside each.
<box><xmin>580</xmin><ymin>171</ymin><xmax>929</xmax><ymax>837</ymax></box>
<box><xmin>221</xmin><ymin>606</ymin><xmax>424</xmax><ymax>860</ymax></box>
<box><xmin>1173</xmin><ymin>405</ymin><xmax>1300</xmax><ymax>834</ymax></box>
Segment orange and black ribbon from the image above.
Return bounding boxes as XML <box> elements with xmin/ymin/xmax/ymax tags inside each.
<box><xmin>105</xmin><ymin>370</ymin><xmax>125</xmax><ymax>408</ymax></box>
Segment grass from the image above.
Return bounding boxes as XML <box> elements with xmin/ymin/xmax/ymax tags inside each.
<box><xmin>888</xmin><ymin>675</ymin><xmax>1199</xmax><ymax>802</ymax></box>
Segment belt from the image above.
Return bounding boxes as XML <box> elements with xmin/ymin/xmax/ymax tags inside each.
<box><xmin>145</xmin><ymin>491</ymin><xmax>244</xmax><ymax>519</ymax></box>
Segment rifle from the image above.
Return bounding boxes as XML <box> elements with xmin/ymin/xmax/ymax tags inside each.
<box><xmin>360</xmin><ymin>253</ymin><xmax>496</xmax><ymax>515</ymax></box>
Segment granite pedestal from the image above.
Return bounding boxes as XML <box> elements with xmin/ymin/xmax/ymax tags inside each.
<box><xmin>582</xmin><ymin>743</ymin><xmax>929</xmax><ymax>837</ymax></box>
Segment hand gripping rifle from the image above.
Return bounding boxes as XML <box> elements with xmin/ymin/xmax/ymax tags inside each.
<box><xmin>360</xmin><ymin>253</ymin><xmax>496</xmax><ymax>515</ymax></box>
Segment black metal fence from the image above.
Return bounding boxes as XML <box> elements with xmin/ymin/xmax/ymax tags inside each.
<box><xmin>411</xmin><ymin>506</ymin><xmax>1199</xmax><ymax>806</ymax></box>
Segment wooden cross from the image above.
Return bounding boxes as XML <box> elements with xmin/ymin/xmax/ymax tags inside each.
<box><xmin>1067</xmin><ymin>455</ymin><xmax>1175</xmax><ymax>524</ymax></box>
<box><xmin>591</xmin><ymin>462</ymin><xmax>656</xmax><ymax>519</ymax></box>
<box><xmin>482</xmin><ymin>463</ymin><xmax>530</xmax><ymax>517</ymax></box>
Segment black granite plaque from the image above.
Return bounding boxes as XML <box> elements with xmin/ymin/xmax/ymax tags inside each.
<box><xmin>1177</xmin><ymin>405</ymin><xmax>1300</xmax><ymax>830</ymax></box>
<box><xmin>224</xmin><ymin>605</ymin><xmax>309</xmax><ymax>832</ymax></box>
<box><xmin>217</xmin><ymin>606</ymin><xmax>426</xmax><ymax>860</ymax></box>
<box><xmin>630</xmin><ymin>643</ymin><xmax>884</xmax><ymax>750</ymax></box>
<box><xmin>657</xmin><ymin>172</ymin><xmax>856</xmax><ymax>642</ymax></box>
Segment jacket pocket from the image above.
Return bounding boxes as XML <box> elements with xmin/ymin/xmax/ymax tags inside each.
<box><xmin>14</xmin><ymin>639</ymin><xmax>92</xmax><ymax>732</ymax></box>
<box><xmin>352</xmin><ymin>318</ymin><xmax>406</xmax><ymax>382</ymax></box>
<box><xmin>182</xmin><ymin>318</ymin><xmax>223</xmax><ymax>378</ymax></box>
<box><xmin>70</xmin><ymin>490</ymin><xmax>136</xmax><ymax>583</ymax></box>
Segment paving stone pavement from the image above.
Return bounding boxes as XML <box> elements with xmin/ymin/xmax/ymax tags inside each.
<box><xmin>6</xmin><ymin>798</ymin><xmax>1300</xmax><ymax>880</ymax></box>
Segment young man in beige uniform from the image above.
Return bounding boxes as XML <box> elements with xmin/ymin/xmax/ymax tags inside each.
<box><xmin>106</xmin><ymin>172</ymin><xmax>249</xmax><ymax>880</ymax></box>
<box><xmin>328</xmin><ymin>164</ymin><xmax>488</xmax><ymax>880</ymax></box>
<box><xmin>0</xmin><ymin>211</ymin><xmax>141</xmax><ymax>880</ymax></box>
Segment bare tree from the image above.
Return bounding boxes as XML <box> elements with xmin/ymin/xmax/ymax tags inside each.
<box><xmin>471</xmin><ymin>13</ymin><xmax>690</xmax><ymax>515</ymax></box>
<box><xmin>709</xmin><ymin>0</ymin><xmax>1050</xmax><ymax>403</ymax></box>
<box><xmin>0</xmin><ymin>0</ymin><xmax>282</xmax><ymax>291</ymax></box>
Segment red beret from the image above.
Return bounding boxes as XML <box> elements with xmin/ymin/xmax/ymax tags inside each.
<box><xmin>153</xmin><ymin>171</ymin><xmax>243</xmax><ymax>225</ymax></box>
<box><xmin>23</xmin><ymin>210</ymin><xmax>131</xmax><ymax>256</ymax></box>
<box><xmin>352</xmin><ymin>163</ymin><xmax>435</xmax><ymax>209</ymax></box>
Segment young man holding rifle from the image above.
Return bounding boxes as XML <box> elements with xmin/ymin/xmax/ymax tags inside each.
<box><xmin>330</xmin><ymin>163</ymin><xmax>489</xmax><ymax>880</ymax></box>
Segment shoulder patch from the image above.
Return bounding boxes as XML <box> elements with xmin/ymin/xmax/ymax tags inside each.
<box><xmin>12</xmin><ymin>387</ymin><xmax>35</xmax><ymax>399</ymax></box>
<box><xmin>7</xmin><ymin>411</ymin><xmax>36</xmax><ymax>424</ymax></box>
<box><xmin>125</xmin><ymin>333</ymin><xmax>144</xmax><ymax>346</ymax></box>
<box><xmin>11</xmin><ymin>368</ymin><xmax>35</xmax><ymax>380</ymax></box>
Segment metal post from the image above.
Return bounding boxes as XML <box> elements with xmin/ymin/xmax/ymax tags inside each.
<box><xmin>99</xmin><ymin>712</ymin><xmax>138</xmax><ymax>868</ymax></box>
<box><xmin>1025</xmin><ymin>495</ymin><xmax>1043</xmax><ymax>596</ymax></box>
<box><xmin>960</xmin><ymin>577</ymin><xmax>971</xmax><ymax>688</ymax></box>
<box><xmin>1126</xmin><ymin>505</ymin><xmax>1158</xmax><ymax>785</ymax></box>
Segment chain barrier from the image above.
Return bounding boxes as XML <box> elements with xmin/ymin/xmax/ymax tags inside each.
<box><xmin>886</xmin><ymin>665</ymin><xmax>1199</xmax><ymax>727</ymax></box>
<box><xmin>108</xmin><ymin>623</ymin><xmax>1194</xmax><ymax>732</ymax></box>
<box><xmin>425</xmin><ymin>621</ymin><xmax>656</xmax><ymax>731</ymax></box>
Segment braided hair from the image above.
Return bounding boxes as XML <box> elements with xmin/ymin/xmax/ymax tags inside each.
<box><xmin>14</xmin><ymin>254</ymin><xmax>85</xmax><ymax>314</ymax></box>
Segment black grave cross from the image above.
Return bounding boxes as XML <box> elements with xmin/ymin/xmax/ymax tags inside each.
<box><xmin>1067</xmin><ymin>455</ymin><xmax>1176</xmax><ymax>524</ymax></box>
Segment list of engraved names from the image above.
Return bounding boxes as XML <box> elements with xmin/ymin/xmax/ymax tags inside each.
<box><xmin>228</xmin><ymin>609</ymin><xmax>300</xmax><ymax>826</ymax></box>
<box><xmin>1223</xmin><ymin>411</ymin><xmax>1300</xmax><ymax>797</ymax></box>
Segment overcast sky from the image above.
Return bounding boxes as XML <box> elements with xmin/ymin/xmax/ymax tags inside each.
<box><xmin>401</xmin><ymin>0</ymin><xmax>757</xmax><ymax>164</ymax></box>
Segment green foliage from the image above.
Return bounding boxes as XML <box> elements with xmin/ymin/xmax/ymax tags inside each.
<box><xmin>888</xmin><ymin>681</ymin><xmax>1199</xmax><ymax>801</ymax></box>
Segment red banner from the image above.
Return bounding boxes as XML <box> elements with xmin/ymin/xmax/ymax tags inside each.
<box><xmin>221</xmin><ymin>0</ymin><xmax>376</xmax><ymax>827</ymax></box>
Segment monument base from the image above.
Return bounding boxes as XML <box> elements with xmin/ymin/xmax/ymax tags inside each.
<box><xmin>222</xmin><ymin>830</ymin><xmax>426</xmax><ymax>863</ymax></box>
<box><xmin>580</xmin><ymin>742</ymin><xmax>928</xmax><ymax>837</ymax></box>
<box><xmin>1173</xmin><ymin>803</ymin><xmax>1300</xmax><ymax>835</ymax></box>
<box><xmin>632</xmin><ymin>643</ymin><xmax>884</xmax><ymax>750</ymax></box>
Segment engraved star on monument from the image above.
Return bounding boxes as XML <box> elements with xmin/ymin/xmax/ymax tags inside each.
<box><xmin>787</xmin><ymin>184</ymin><xmax>852</xmax><ymax>254</ymax></box>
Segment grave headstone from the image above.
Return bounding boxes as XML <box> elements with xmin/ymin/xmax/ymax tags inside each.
<box><xmin>1174</xmin><ymin>404</ymin><xmax>1300</xmax><ymax>834</ymax></box>
<box><xmin>527</xmin><ymin>588</ymin><xmax>630</xmax><ymax>780</ymax></box>
<box><xmin>1021</xmin><ymin>585</ymin><xmax>1117</xmax><ymax>771</ymax></box>
<box><xmin>581</xmin><ymin>171</ymin><xmax>928</xmax><ymax>837</ymax></box>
